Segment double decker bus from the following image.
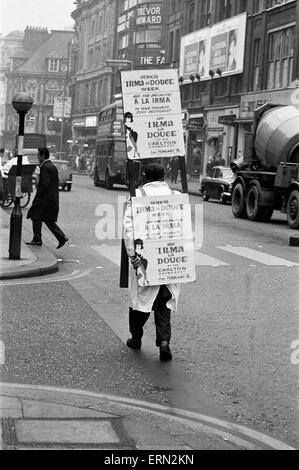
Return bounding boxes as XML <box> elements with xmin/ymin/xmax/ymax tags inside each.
<box><xmin>94</xmin><ymin>100</ymin><xmax>128</xmax><ymax>190</ymax></box>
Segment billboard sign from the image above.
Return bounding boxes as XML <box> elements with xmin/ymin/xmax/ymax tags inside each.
<box><xmin>53</xmin><ymin>96</ymin><xmax>72</xmax><ymax>118</ymax></box>
<box><xmin>180</xmin><ymin>13</ymin><xmax>247</xmax><ymax>81</ymax></box>
<box><xmin>120</xmin><ymin>69</ymin><xmax>185</xmax><ymax>159</ymax></box>
<box><xmin>131</xmin><ymin>193</ymin><xmax>196</xmax><ymax>286</ymax></box>
<box><xmin>135</xmin><ymin>4</ymin><xmax>162</xmax><ymax>25</ymax></box>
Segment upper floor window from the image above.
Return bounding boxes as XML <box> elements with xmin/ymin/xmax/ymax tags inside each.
<box><xmin>25</xmin><ymin>81</ymin><xmax>37</xmax><ymax>101</ymax></box>
<box><xmin>253</xmin><ymin>0</ymin><xmax>263</xmax><ymax>13</ymax></box>
<box><xmin>187</xmin><ymin>1</ymin><xmax>195</xmax><ymax>32</ymax></box>
<box><xmin>240</xmin><ymin>0</ymin><xmax>247</xmax><ymax>12</ymax></box>
<box><xmin>253</xmin><ymin>39</ymin><xmax>261</xmax><ymax>91</ymax></box>
<box><xmin>201</xmin><ymin>0</ymin><xmax>212</xmax><ymax>26</ymax></box>
<box><xmin>134</xmin><ymin>29</ymin><xmax>161</xmax><ymax>44</ymax></box>
<box><xmin>267</xmin><ymin>26</ymin><xmax>294</xmax><ymax>89</ymax></box>
<box><xmin>266</xmin><ymin>0</ymin><xmax>293</xmax><ymax>8</ymax></box>
<box><xmin>219</xmin><ymin>0</ymin><xmax>232</xmax><ymax>21</ymax></box>
<box><xmin>48</xmin><ymin>58</ymin><xmax>59</xmax><ymax>72</ymax></box>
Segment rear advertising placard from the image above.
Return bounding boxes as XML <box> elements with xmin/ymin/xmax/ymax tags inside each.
<box><xmin>120</xmin><ymin>69</ymin><xmax>185</xmax><ymax>159</ymax></box>
<box><xmin>131</xmin><ymin>193</ymin><xmax>196</xmax><ymax>286</ymax></box>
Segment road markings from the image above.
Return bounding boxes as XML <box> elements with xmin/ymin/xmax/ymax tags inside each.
<box><xmin>217</xmin><ymin>246</ymin><xmax>299</xmax><ymax>266</ymax></box>
<box><xmin>90</xmin><ymin>244</ymin><xmax>298</xmax><ymax>267</ymax></box>
<box><xmin>194</xmin><ymin>252</ymin><xmax>228</xmax><ymax>266</ymax></box>
<box><xmin>91</xmin><ymin>245</ymin><xmax>121</xmax><ymax>266</ymax></box>
<box><xmin>92</xmin><ymin>245</ymin><xmax>229</xmax><ymax>267</ymax></box>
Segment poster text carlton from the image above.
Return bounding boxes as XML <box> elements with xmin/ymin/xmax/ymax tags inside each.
<box><xmin>121</xmin><ymin>69</ymin><xmax>185</xmax><ymax>160</ymax></box>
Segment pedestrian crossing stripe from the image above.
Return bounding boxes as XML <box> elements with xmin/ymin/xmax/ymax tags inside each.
<box><xmin>194</xmin><ymin>252</ymin><xmax>228</xmax><ymax>266</ymax></box>
<box><xmin>217</xmin><ymin>246</ymin><xmax>299</xmax><ymax>266</ymax></box>
<box><xmin>91</xmin><ymin>245</ymin><xmax>299</xmax><ymax>267</ymax></box>
<box><xmin>92</xmin><ymin>245</ymin><xmax>122</xmax><ymax>266</ymax></box>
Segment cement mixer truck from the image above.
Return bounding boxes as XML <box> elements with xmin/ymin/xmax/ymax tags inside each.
<box><xmin>231</xmin><ymin>103</ymin><xmax>299</xmax><ymax>229</ymax></box>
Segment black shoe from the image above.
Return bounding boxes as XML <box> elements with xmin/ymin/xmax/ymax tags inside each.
<box><xmin>26</xmin><ymin>240</ymin><xmax>42</xmax><ymax>246</ymax></box>
<box><xmin>126</xmin><ymin>338</ymin><xmax>142</xmax><ymax>350</ymax></box>
<box><xmin>57</xmin><ymin>237</ymin><xmax>69</xmax><ymax>249</ymax></box>
<box><xmin>159</xmin><ymin>341</ymin><xmax>172</xmax><ymax>361</ymax></box>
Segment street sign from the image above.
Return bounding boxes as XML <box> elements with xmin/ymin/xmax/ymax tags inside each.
<box><xmin>53</xmin><ymin>96</ymin><xmax>72</xmax><ymax>118</ymax></box>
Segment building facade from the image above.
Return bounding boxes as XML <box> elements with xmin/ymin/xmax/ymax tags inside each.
<box><xmin>70</xmin><ymin>0</ymin><xmax>119</xmax><ymax>157</ymax></box>
<box><xmin>3</xmin><ymin>27</ymin><xmax>73</xmax><ymax>154</ymax></box>
<box><xmin>178</xmin><ymin>0</ymin><xmax>299</xmax><ymax>176</ymax></box>
<box><xmin>69</xmin><ymin>0</ymin><xmax>299</xmax><ymax>175</ymax></box>
<box><xmin>0</xmin><ymin>30</ymin><xmax>26</xmax><ymax>150</ymax></box>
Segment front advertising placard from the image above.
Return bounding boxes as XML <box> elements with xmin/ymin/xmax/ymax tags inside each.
<box><xmin>121</xmin><ymin>69</ymin><xmax>185</xmax><ymax>160</ymax></box>
<box><xmin>131</xmin><ymin>194</ymin><xmax>196</xmax><ymax>286</ymax></box>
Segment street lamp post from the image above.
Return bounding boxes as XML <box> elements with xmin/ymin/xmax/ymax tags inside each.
<box><xmin>9</xmin><ymin>92</ymin><xmax>33</xmax><ymax>260</ymax></box>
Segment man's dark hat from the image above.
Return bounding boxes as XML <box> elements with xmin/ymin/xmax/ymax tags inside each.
<box><xmin>144</xmin><ymin>163</ymin><xmax>165</xmax><ymax>180</ymax></box>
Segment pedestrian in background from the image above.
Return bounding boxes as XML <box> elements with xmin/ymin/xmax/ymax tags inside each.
<box><xmin>26</xmin><ymin>147</ymin><xmax>69</xmax><ymax>249</ymax></box>
<box><xmin>171</xmin><ymin>156</ymin><xmax>179</xmax><ymax>184</ymax></box>
<box><xmin>123</xmin><ymin>163</ymin><xmax>180</xmax><ymax>361</ymax></box>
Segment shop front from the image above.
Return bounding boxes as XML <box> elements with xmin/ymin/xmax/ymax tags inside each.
<box><xmin>71</xmin><ymin>115</ymin><xmax>97</xmax><ymax>157</ymax></box>
<box><xmin>186</xmin><ymin>113</ymin><xmax>204</xmax><ymax>178</ymax></box>
<box><xmin>203</xmin><ymin>105</ymin><xmax>239</xmax><ymax>175</ymax></box>
<box><xmin>236</xmin><ymin>88</ymin><xmax>298</xmax><ymax>162</ymax></box>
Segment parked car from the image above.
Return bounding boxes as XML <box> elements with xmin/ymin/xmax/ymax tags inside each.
<box><xmin>200</xmin><ymin>166</ymin><xmax>235</xmax><ymax>204</ymax></box>
<box><xmin>51</xmin><ymin>159</ymin><xmax>73</xmax><ymax>191</ymax></box>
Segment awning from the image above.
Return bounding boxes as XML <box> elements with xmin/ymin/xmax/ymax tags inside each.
<box><xmin>234</xmin><ymin>118</ymin><xmax>253</xmax><ymax>124</ymax></box>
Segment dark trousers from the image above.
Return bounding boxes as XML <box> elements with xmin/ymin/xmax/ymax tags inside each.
<box><xmin>32</xmin><ymin>219</ymin><xmax>66</xmax><ymax>243</ymax></box>
<box><xmin>129</xmin><ymin>285</ymin><xmax>172</xmax><ymax>347</ymax></box>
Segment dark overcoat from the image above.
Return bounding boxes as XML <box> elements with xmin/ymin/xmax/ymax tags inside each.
<box><xmin>27</xmin><ymin>159</ymin><xmax>59</xmax><ymax>222</ymax></box>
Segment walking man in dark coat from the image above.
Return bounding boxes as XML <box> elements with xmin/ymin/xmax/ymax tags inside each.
<box><xmin>26</xmin><ymin>147</ymin><xmax>68</xmax><ymax>248</ymax></box>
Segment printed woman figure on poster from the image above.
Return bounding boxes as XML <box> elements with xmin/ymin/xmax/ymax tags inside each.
<box><xmin>134</xmin><ymin>238</ymin><xmax>149</xmax><ymax>286</ymax></box>
<box><xmin>124</xmin><ymin>111</ymin><xmax>140</xmax><ymax>159</ymax></box>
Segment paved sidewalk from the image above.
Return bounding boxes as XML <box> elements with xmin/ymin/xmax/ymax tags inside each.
<box><xmin>0</xmin><ymin>208</ymin><xmax>58</xmax><ymax>280</ymax></box>
<box><xmin>0</xmin><ymin>383</ymin><xmax>295</xmax><ymax>451</ymax></box>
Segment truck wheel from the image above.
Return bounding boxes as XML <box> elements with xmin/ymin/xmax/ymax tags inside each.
<box><xmin>105</xmin><ymin>171</ymin><xmax>113</xmax><ymax>190</ymax></box>
<box><xmin>246</xmin><ymin>184</ymin><xmax>271</xmax><ymax>222</ymax></box>
<box><xmin>258</xmin><ymin>207</ymin><xmax>273</xmax><ymax>222</ymax></box>
<box><xmin>287</xmin><ymin>190</ymin><xmax>299</xmax><ymax>229</ymax></box>
<box><xmin>246</xmin><ymin>185</ymin><xmax>262</xmax><ymax>220</ymax></box>
<box><xmin>232</xmin><ymin>183</ymin><xmax>246</xmax><ymax>218</ymax></box>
